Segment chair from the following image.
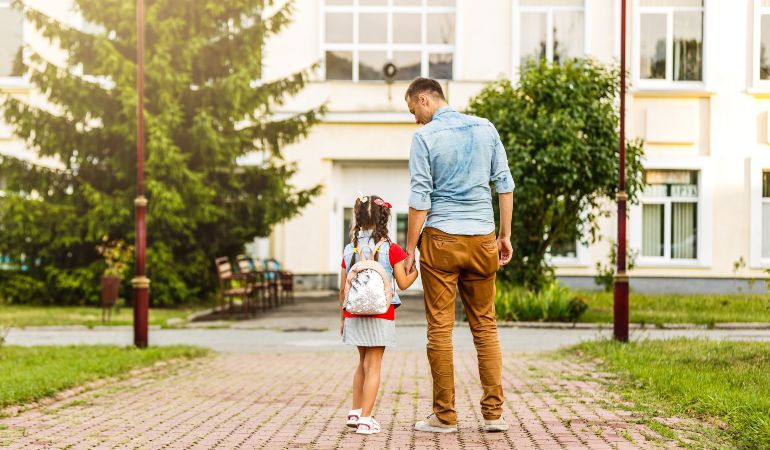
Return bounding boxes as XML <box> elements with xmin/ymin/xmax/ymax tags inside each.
<box><xmin>214</xmin><ymin>256</ymin><xmax>254</xmax><ymax>317</ymax></box>
<box><xmin>236</xmin><ymin>254</ymin><xmax>272</xmax><ymax>313</ymax></box>
<box><xmin>263</xmin><ymin>258</ymin><xmax>293</xmax><ymax>304</ymax></box>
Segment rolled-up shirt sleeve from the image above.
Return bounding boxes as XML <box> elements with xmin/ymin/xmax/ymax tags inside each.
<box><xmin>490</xmin><ymin>128</ymin><xmax>515</xmax><ymax>193</ymax></box>
<box><xmin>408</xmin><ymin>134</ymin><xmax>433</xmax><ymax>210</ymax></box>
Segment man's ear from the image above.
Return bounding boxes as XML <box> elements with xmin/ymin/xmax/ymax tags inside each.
<box><xmin>419</xmin><ymin>93</ymin><xmax>429</xmax><ymax>106</ymax></box>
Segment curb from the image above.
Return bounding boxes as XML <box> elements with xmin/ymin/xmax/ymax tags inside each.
<box><xmin>495</xmin><ymin>321</ymin><xmax>770</xmax><ymax>330</ymax></box>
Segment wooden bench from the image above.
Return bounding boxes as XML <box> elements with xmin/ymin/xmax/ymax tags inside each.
<box><xmin>262</xmin><ymin>258</ymin><xmax>294</xmax><ymax>304</ymax></box>
<box><xmin>235</xmin><ymin>255</ymin><xmax>274</xmax><ymax>312</ymax></box>
<box><xmin>214</xmin><ymin>256</ymin><xmax>254</xmax><ymax>317</ymax></box>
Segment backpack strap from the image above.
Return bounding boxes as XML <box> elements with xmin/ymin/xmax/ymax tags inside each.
<box><xmin>353</xmin><ymin>238</ymin><xmax>388</xmax><ymax>264</ymax></box>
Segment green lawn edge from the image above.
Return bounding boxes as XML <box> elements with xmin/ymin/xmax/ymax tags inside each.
<box><xmin>0</xmin><ymin>305</ymin><xmax>209</xmax><ymax>328</ymax></box>
<box><xmin>567</xmin><ymin>338</ymin><xmax>770</xmax><ymax>449</ymax></box>
<box><xmin>0</xmin><ymin>345</ymin><xmax>209</xmax><ymax>410</ymax></box>
<box><xmin>576</xmin><ymin>292</ymin><xmax>770</xmax><ymax>325</ymax></box>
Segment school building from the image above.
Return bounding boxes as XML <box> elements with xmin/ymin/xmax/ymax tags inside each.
<box><xmin>2</xmin><ymin>0</ymin><xmax>769</xmax><ymax>293</ymax></box>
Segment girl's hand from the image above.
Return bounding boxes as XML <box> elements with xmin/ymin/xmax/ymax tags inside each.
<box><xmin>393</xmin><ymin>260</ymin><xmax>418</xmax><ymax>290</ymax></box>
<box><xmin>340</xmin><ymin>317</ymin><xmax>345</xmax><ymax>336</ymax></box>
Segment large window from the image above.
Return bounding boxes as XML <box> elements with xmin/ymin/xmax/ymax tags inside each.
<box><xmin>0</xmin><ymin>1</ymin><xmax>23</xmax><ymax>81</ymax></box>
<box><xmin>518</xmin><ymin>0</ymin><xmax>585</xmax><ymax>66</ymax></box>
<box><xmin>755</xmin><ymin>1</ymin><xmax>770</xmax><ymax>86</ymax></box>
<box><xmin>762</xmin><ymin>172</ymin><xmax>770</xmax><ymax>259</ymax></box>
<box><xmin>640</xmin><ymin>170</ymin><xmax>698</xmax><ymax>261</ymax></box>
<box><xmin>323</xmin><ymin>0</ymin><xmax>455</xmax><ymax>81</ymax></box>
<box><xmin>636</xmin><ymin>0</ymin><xmax>704</xmax><ymax>86</ymax></box>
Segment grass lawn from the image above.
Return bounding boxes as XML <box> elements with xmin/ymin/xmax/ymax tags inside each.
<box><xmin>577</xmin><ymin>292</ymin><xmax>770</xmax><ymax>325</ymax></box>
<box><xmin>575</xmin><ymin>339</ymin><xmax>770</xmax><ymax>449</ymax></box>
<box><xmin>0</xmin><ymin>345</ymin><xmax>208</xmax><ymax>409</ymax></box>
<box><xmin>0</xmin><ymin>304</ymin><xmax>208</xmax><ymax>328</ymax></box>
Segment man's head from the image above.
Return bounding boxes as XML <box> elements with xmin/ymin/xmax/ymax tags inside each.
<box><xmin>405</xmin><ymin>77</ymin><xmax>448</xmax><ymax>125</ymax></box>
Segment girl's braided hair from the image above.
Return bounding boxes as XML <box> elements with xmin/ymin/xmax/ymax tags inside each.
<box><xmin>350</xmin><ymin>195</ymin><xmax>391</xmax><ymax>261</ymax></box>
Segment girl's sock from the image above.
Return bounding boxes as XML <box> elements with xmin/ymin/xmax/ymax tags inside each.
<box><xmin>349</xmin><ymin>408</ymin><xmax>362</xmax><ymax>416</ymax></box>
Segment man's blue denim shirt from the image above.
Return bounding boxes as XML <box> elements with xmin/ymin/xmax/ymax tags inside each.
<box><xmin>408</xmin><ymin>106</ymin><xmax>514</xmax><ymax>236</ymax></box>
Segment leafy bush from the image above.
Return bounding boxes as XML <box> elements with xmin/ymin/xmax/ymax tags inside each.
<box><xmin>467</xmin><ymin>59</ymin><xmax>645</xmax><ymax>290</ymax></box>
<box><xmin>594</xmin><ymin>241</ymin><xmax>637</xmax><ymax>292</ymax></box>
<box><xmin>495</xmin><ymin>282</ymin><xmax>587</xmax><ymax>322</ymax></box>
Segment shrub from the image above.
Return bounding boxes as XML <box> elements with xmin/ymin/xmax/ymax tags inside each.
<box><xmin>467</xmin><ymin>59</ymin><xmax>645</xmax><ymax>290</ymax></box>
<box><xmin>594</xmin><ymin>241</ymin><xmax>637</xmax><ymax>292</ymax></box>
<box><xmin>495</xmin><ymin>282</ymin><xmax>587</xmax><ymax>322</ymax></box>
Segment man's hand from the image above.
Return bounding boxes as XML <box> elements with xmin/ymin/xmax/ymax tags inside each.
<box><xmin>404</xmin><ymin>252</ymin><xmax>416</xmax><ymax>275</ymax></box>
<box><xmin>497</xmin><ymin>237</ymin><xmax>512</xmax><ymax>267</ymax></box>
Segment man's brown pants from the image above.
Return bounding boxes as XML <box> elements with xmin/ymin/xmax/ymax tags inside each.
<box><xmin>419</xmin><ymin>227</ymin><xmax>504</xmax><ymax>425</ymax></box>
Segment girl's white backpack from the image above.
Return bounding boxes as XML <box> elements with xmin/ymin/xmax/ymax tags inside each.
<box><xmin>343</xmin><ymin>240</ymin><xmax>393</xmax><ymax>315</ymax></box>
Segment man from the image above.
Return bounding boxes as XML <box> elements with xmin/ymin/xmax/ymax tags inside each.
<box><xmin>404</xmin><ymin>78</ymin><xmax>514</xmax><ymax>433</ymax></box>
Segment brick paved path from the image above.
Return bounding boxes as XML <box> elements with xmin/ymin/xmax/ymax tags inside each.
<box><xmin>1</xmin><ymin>352</ymin><xmax>679</xmax><ymax>449</ymax></box>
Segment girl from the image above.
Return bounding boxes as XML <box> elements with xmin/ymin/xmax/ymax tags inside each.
<box><xmin>339</xmin><ymin>194</ymin><xmax>419</xmax><ymax>435</ymax></box>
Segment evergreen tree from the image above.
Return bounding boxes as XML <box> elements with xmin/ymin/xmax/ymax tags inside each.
<box><xmin>0</xmin><ymin>0</ymin><xmax>323</xmax><ymax>305</ymax></box>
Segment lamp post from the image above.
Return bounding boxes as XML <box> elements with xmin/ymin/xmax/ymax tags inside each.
<box><xmin>614</xmin><ymin>0</ymin><xmax>629</xmax><ymax>342</ymax></box>
<box><xmin>132</xmin><ymin>0</ymin><xmax>150</xmax><ymax>348</ymax></box>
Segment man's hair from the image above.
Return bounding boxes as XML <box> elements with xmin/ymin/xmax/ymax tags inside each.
<box><xmin>405</xmin><ymin>77</ymin><xmax>446</xmax><ymax>101</ymax></box>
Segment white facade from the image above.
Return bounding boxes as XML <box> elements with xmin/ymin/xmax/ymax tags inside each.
<box><xmin>2</xmin><ymin>0</ymin><xmax>769</xmax><ymax>290</ymax></box>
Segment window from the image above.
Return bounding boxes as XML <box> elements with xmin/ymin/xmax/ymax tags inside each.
<box><xmin>640</xmin><ymin>170</ymin><xmax>698</xmax><ymax>261</ymax></box>
<box><xmin>342</xmin><ymin>207</ymin><xmax>354</xmax><ymax>246</ymax></box>
<box><xmin>636</xmin><ymin>0</ymin><xmax>704</xmax><ymax>86</ymax></box>
<box><xmin>518</xmin><ymin>0</ymin><xmax>585</xmax><ymax>66</ymax></box>
<box><xmin>396</xmin><ymin>213</ymin><xmax>408</xmax><ymax>246</ymax></box>
<box><xmin>762</xmin><ymin>172</ymin><xmax>770</xmax><ymax>259</ymax></box>
<box><xmin>754</xmin><ymin>1</ymin><xmax>770</xmax><ymax>87</ymax></box>
<box><xmin>323</xmin><ymin>0</ymin><xmax>455</xmax><ymax>81</ymax></box>
<box><xmin>0</xmin><ymin>1</ymin><xmax>23</xmax><ymax>81</ymax></box>
<box><xmin>550</xmin><ymin>236</ymin><xmax>578</xmax><ymax>259</ymax></box>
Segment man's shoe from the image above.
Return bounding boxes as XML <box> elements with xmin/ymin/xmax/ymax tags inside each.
<box><xmin>483</xmin><ymin>417</ymin><xmax>509</xmax><ymax>432</ymax></box>
<box><xmin>414</xmin><ymin>413</ymin><xmax>458</xmax><ymax>433</ymax></box>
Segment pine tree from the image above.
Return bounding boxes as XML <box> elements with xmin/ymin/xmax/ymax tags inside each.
<box><xmin>0</xmin><ymin>0</ymin><xmax>322</xmax><ymax>305</ymax></box>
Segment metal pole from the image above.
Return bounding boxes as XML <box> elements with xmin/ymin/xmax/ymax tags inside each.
<box><xmin>132</xmin><ymin>0</ymin><xmax>150</xmax><ymax>348</ymax></box>
<box><xmin>614</xmin><ymin>0</ymin><xmax>629</xmax><ymax>342</ymax></box>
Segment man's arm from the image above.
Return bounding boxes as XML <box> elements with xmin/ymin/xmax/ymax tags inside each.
<box><xmin>406</xmin><ymin>134</ymin><xmax>432</xmax><ymax>274</ymax></box>
<box><xmin>497</xmin><ymin>193</ymin><xmax>513</xmax><ymax>266</ymax></box>
<box><xmin>406</xmin><ymin>207</ymin><xmax>427</xmax><ymax>254</ymax></box>
<box><xmin>490</xmin><ymin>126</ymin><xmax>514</xmax><ymax>266</ymax></box>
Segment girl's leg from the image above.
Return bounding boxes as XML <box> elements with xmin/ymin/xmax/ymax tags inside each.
<box><xmin>351</xmin><ymin>346</ymin><xmax>366</xmax><ymax>410</ymax></box>
<box><xmin>360</xmin><ymin>346</ymin><xmax>385</xmax><ymax>417</ymax></box>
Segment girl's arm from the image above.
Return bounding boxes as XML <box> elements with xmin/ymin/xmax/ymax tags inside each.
<box><xmin>392</xmin><ymin>260</ymin><xmax>418</xmax><ymax>290</ymax></box>
<box><xmin>339</xmin><ymin>270</ymin><xmax>346</xmax><ymax>335</ymax></box>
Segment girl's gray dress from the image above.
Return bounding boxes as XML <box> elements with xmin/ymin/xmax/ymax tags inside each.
<box><xmin>342</xmin><ymin>232</ymin><xmax>401</xmax><ymax>347</ymax></box>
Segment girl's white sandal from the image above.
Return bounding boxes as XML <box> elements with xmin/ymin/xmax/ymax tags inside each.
<box><xmin>356</xmin><ymin>417</ymin><xmax>381</xmax><ymax>435</ymax></box>
<box><xmin>346</xmin><ymin>409</ymin><xmax>361</xmax><ymax>428</ymax></box>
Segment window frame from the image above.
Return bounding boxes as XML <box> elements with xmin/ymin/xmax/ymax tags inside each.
<box><xmin>511</xmin><ymin>0</ymin><xmax>591</xmax><ymax>78</ymax></box>
<box><xmin>0</xmin><ymin>0</ymin><xmax>27</xmax><ymax>88</ymax></box>
<box><xmin>638</xmin><ymin>180</ymin><xmax>698</xmax><ymax>263</ymax></box>
<box><xmin>753</xmin><ymin>0</ymin><xmax>770</xmax><ymax>90</ymax></box>
<box><xmin>630</xmin><ymin>157</ymin><xmax>712</xmax><ymax>268</ymax></box>
<box><xmin>320</xmin><ymin>0</ymin><xmax>458</xmax><ymax>82</ymax></box>
<box><xmin>633</xmin><ymin>0</ymin><xmax>707</xmax><ymax>91</ymax></box>
<box><xmin>749</xmin><ymin>156</ymin><xmax>770</xmax><ymax>268</ymax></box>
<box><xmin>547</xmin><ymin>238</ymin><xmax>591</xmax><ymax>267</ymax></box>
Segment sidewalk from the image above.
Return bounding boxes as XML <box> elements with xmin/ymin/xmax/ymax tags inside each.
<box><xmin>0</xmin><ymin>351</ymin><xmax>685</xmax><ymax>449</ymax></box>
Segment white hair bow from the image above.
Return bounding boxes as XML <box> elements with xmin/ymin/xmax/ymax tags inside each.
<box><xmin>355</xmin><ymin>191</ymin><xmax>368</xmax><ymax>203</ymax></box>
